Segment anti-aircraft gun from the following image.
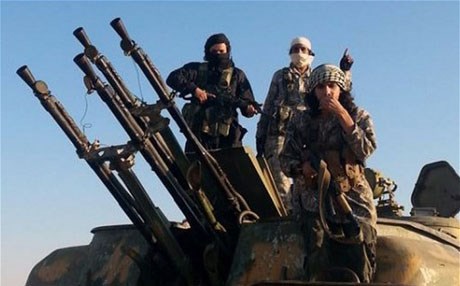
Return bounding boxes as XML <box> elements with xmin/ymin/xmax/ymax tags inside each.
<box><xmin>20</xmin><ymin>18</ymin><xmax>459</xmax><ymax>286</ymax></box>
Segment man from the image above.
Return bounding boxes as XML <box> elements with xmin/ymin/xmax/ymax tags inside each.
<box><xmin>166</xmin><ymin>33</ymin><xmax>257</xmax><ymax>152</ymax></box>
<box><xmin>255</xmin><ymin>36</ymin><xmax>353</xmax><ymax>213</ymax></box>
<box><xmin>279</xmin><ymin>64</ymin><xmax>377</xmax><ymax>282</ymax></box>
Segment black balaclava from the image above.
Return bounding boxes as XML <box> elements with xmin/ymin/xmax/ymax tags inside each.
<box><xmin>204</xmin><ymin>33</ymin><xmax>232</xmax><ymax>68</ymax></box>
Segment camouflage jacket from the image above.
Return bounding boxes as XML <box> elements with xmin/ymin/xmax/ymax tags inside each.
<box><xmin>256</xmin><ymin>64</ymin><xmax>310</xmax><ymax>140</ymax></box>
<box><xmin>280</xmin><ymin>108</ymin><xmax>377</xmax><ymax>226</ymax></box>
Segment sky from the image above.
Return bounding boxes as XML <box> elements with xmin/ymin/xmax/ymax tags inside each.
<box><xmin>2</xmin><ymin>1</ymin><xmax>459</xmax><ymax>285</ymax></box>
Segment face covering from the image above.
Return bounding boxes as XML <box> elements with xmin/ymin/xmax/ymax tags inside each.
<box><xmin>207</xmin><ymin>53</ymin><xmax>231</xmax><ymax>68</ymax></box>
<box><xmin>290</xmin><ymin>52</ymin><xmax>314</xmax><ymax>68</ymax></box>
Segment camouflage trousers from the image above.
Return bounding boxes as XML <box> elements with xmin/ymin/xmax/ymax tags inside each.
<box><xmin>291</xmin><ymin>176</ymin><xmax>310</xmax><ymax>218</ymax></box>
<box><xmin>301</xmin><ymin>213</ymin><xmax>377</xmax><ymax>283</ymax></box>
<box><xmin>264</xmin><ymin>135</ymin><xmax>293</xmax><ymax>212</ymax></box>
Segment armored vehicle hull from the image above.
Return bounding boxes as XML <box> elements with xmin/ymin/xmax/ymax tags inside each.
<box><xmin>26</xmin><ymin>215</ymin><xmax>460</xmax><ymax>286</ymax></box>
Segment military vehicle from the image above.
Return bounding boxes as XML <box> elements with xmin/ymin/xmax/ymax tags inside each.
<box><xmin>18</xmin><ymin>18</ymin><xmax>459</xmax><ymax>286</ymax></box>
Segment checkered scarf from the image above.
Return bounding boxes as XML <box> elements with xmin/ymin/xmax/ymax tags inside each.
<box><xmin>307</xmin><ymin>64</ymin><xmax>347</xmax><ymax>93</ymax></box>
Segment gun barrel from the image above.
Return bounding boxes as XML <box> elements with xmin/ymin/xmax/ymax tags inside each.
<box><xmin>16</xmin><ymin>67</ymin><xmax>154</xmax><ymax>243</ymax></box>
<box><xmin>73</xmin><ymin>31</ymin><xmax>192</xmax><ymax>199</ymax></box>
<box><xmin>110</xmin><ymin>18</ymin><xmax>130</xmax><ymax>41</ymax></box>
<box><xmin>73</xmin><ymin>53</ymin><xmax>99</xmax><ymax>83</ymax></box>
<box><xmin>16</xmin><ymin>65</ymin><xmax>36</xmax><ymax>89</ymax></box>
<box><xmin>115</xmin><ymin>167</ymin><xmax>194</xmax><ymax>283</ymax></box>
<box><xmin>110</xmin><ymin>18</ymin><xmax>136</xmax><ymax>52</ymax></box>
<box><xmin>73</xmin><ymin>27</ymin><xmax>92</xmax><ymax>48</ymax></box>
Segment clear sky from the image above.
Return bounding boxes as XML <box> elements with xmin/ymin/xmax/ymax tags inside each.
<box><xmin>2</xmin><ymin>1</ymin><xmax>459</xmax><ymax>285</ymax></box>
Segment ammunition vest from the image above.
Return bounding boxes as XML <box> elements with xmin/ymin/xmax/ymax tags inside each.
<box><xmin>271</xmin><ymin>68</ymin><xmax>308</xmax><ymax>136</ymax></box>
<box><xmin>281</xmin><ymin>67</ymin><xmax>309</xmax><ymax>105</ymax></box>
<box><xmin>181</xmin><ymin>63</ymin><xmax>236</xmax><ymax>138</ymax></box>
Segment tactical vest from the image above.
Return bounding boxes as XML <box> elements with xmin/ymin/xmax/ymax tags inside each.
<box><xmin>271</xmin><ymin>68</ymin><xmax>307</xmax><ymax>136</ymax></box>
<box><xmin>181</xmin><ymin>63</ymin><xmax>236</xmax><ymax>137</ymax></box>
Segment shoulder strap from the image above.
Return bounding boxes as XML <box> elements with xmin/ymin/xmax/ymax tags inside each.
<box><xmin>196</xmin><ymin>62</ymin><xmax>208</xmax><ymax>87</ymax></box>
<box><xmin>281</xmin><ymin>67</ymin><xmax>294</xmax><ymax>102</ymax></box>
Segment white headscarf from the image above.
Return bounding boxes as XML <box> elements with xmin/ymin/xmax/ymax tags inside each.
<box><xmin>289</xmin><ymin>37</ymin><xmax>314</xmax><ymax>68</ymax></box>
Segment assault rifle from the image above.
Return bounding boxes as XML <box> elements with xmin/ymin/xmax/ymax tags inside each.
<box><xmin>184</xmin><ymin>91</ymin><xmax>270</xmax><ymax>128</ymax></box>
<box><xmin>201</xmin><ymin>92</ymin><xmax>273</xmax><ymax>119</ymax></box>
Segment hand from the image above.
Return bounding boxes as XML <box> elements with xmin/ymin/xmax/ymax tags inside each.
<box><xmin>194</xmin><ymin>87</ymin><xmax>212</xmax><ymax>104</ymax></box>
<box><xmin>256</xmin><ymin>137</ymin><xmax>265</xmax><ymax>157</ymax></box>
<box><xmin>320</xmin><ymin>96</ymin><xmax>355</xmax><ymax>134</ymax></box>
<box><xmin>246</xmin><ymin>104</ymin><xmax>257</xmax><ymax>117</ymax></box>
<box><xmin>339</xmin><ymin>48</ymin><xmax>354</xmax><ymax>71</ymax></box>
<box><xmin>319</xmin><ymin>95</ymin><xmax>344</xmax><ymax>116</ymax></box>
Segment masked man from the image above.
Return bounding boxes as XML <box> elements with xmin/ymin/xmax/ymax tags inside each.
<box><xmin>167</xmin><ymin>33</ymin><xmax>257</xmax><ymax>152</ymax></box>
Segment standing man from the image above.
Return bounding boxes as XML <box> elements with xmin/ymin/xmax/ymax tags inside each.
<box><xmin>256</xmin><ymin>36</ymin><xmax>315</xmax><ymax>213</ymax></box>
<box><xmin>256</xmin><ymin>37</ymin><xmax>353</xmax><ymax>214</ymax></box>
<box><xmin>167</xmin><ymin>33</ymin><xmax>257</xmax><ymax>152</ymax></box>
<box><xmin>279</xmin><ymin>64</ymin><xmax>377</xmax><ymax>282</ymax></box>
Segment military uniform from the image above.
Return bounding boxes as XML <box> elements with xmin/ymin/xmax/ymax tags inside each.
<box><xmin>280</xmin><ymin>107</ymin><xmax>378</xmax><ymax>283</ymax></box>
<box><xmin>256</xmin><ymin>64</ymin><xmax>310</xmax><ymax>212</ymax></box>
<box><xmin>166</xmin><ymin>61</ymin><xmax>255</xmax><ymax>152</ymax></box>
